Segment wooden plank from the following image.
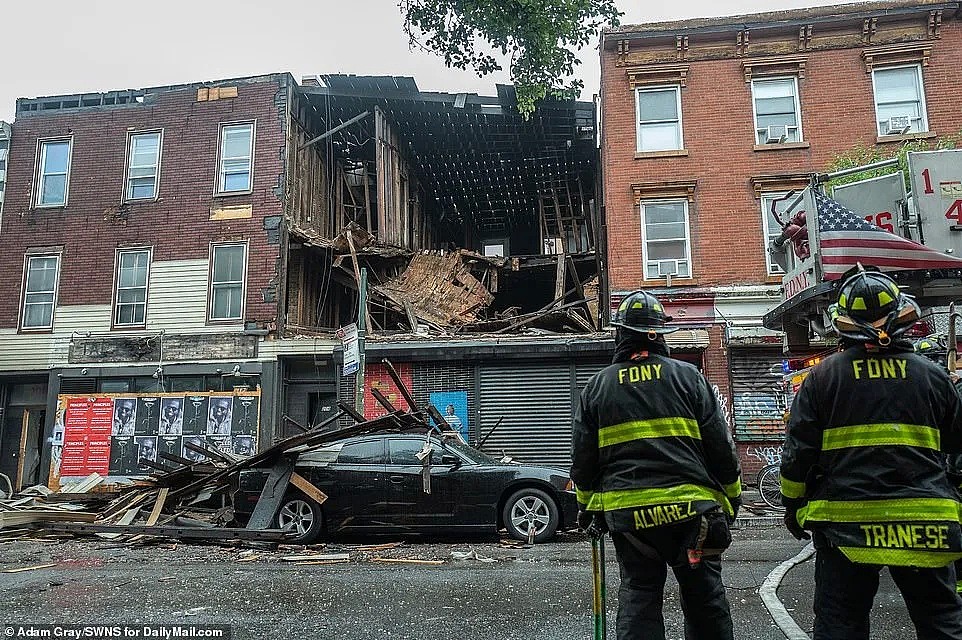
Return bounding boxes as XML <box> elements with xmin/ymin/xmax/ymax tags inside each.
<box><xmin>145</xmin><ymin>488</ymin><xmax>169</xmax><ymax>526</ymax></box>
<box><xmin>16</xmin><ymin>410</ymin><xmax>29</xmax><ymax>492</ymax></box>
<box><xmin>290</xmin><ymin>473</ymin><xmax>328</xmax><ymax>505</ymax></box>
<box><xmin>3</xmin><ymin>563</ymin><xmax>57</xmax><ymax>573</ymax></box>
<box><xmin>554</xmin><ymin>253</ymin><xmax>567</xmax><ymax>302</ymax></box>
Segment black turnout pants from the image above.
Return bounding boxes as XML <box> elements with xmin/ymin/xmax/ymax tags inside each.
<box><xmin>610</xmin><ymin>520</ymin><xmax>734</xmax><ymax>640</ymax></box>
<box><xmin>813</xmin><ymin>537</ymin><xmax>962</xmax><ymax>640</ymax></box>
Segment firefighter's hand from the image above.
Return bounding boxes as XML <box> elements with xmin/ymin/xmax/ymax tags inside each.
<box><xmin>578</xmin><ymin>511</ymin><xmax>607</xmax><ymax>537</ymax></box>
<box><xmin>784</xmin><ymin>509</ymin><xmax>811</xmax><ymax>541</ymax></box>
<box><xmin>727</xmin><ymin>495</ymin><xmax>742</xmax><ymax>525</ymax></box>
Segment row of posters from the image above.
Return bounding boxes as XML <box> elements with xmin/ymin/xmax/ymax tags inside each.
<box><xmin>54</xmin><ymin>392</ymin><xmax>260</xmax><ymax>479</ymax></box>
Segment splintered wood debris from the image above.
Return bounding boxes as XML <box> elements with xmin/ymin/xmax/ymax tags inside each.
<box><xmin>375</xmin><ymin>250</ymin><xmax>496</xmax><ymax>326</ymax></box>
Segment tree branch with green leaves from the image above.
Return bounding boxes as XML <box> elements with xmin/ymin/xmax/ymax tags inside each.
<box><xmin>400</xmin><ymin>0</ymin><xmax>621</xmax><ymax>117</ymax></box>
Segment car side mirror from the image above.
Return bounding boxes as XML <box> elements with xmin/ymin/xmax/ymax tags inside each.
<box><xmin>440</xmin><ymin>454</ymin><xmax>460</xmax><ymax>466</ymax></box>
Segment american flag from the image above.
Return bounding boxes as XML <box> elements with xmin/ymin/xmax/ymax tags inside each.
<box><xmin>815</xmin><ymin>190</ymin><xmax>962</xmax><ymax>280</ymax></box>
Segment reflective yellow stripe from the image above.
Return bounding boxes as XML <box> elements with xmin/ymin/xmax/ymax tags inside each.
<box><xmin>594</xmin><ymin>483</ymin><xmax>732</xmax><ymax>516</ymax></box>
<box><xmin>839</xmin><ymin>547</ymin><xmax>962</xmax><ymax>568</ymax></box>
<box><xmin>798</xmin><ymin>498</ymin><xmax>962</xmax><ymax>525</ymax></box>
<box><xmin>780</xmin><ymin>475</ymin><xmax>807</xmax><ymax>499</ymax></box>
<box><xmin>598</xmin><ymin>417</ymin><xmax>700</xmax><ymax>448</ymax></box>
<box><xmin>822</xmin><ymin>424</ymin><xmax>940</xmax><ymax>451</ymax></box>
<box><xmin>723</xmin><ymin>478</ymin><xmax>742</xmax><ymax>498</ymax></box>
<box><xmin>576</xmin><ymin>487</ymin><xmax>593</xmax><ymax>506</ymax></box>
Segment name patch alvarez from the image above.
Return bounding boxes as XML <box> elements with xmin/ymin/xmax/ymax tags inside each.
<box><xmin>633</xmin><ymin>502</ymin><xmax>696</xmax><ymax>529</ymax></box>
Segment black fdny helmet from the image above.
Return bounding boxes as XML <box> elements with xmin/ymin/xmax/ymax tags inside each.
<box><xmin>914</xmin><ymin>336</ymin><xmax>948</xmax><ymax>364</ymax></box>
<box><xmin>611</xmin><ymin>290</ymin><xmax>678</xmax><ymax>335</ymax></box>
<box><xmin>831</xmin><ymin>265</ymin><xmax>920</xmax><ymax>345</ymax></box>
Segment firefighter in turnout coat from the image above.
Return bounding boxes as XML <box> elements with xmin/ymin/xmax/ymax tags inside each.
<box><xmin>780</xmin><ymin>266</ymin><xmax>962</xmax><ymax>640</ymax></box>
<box><xmin>571</xmin><ymin>290</ymin><xmax>742</xmax><ymax>640</ymax></box>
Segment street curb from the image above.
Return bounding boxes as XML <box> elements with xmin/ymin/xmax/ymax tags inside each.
<box><xmin>735</xmin><ymin>515</ymin><xmax>783</xmax><ymax>528</ymax></box>
<box><xmin>760</xmin><ymin>541</ymin><xmax>815</xmax><ymax>640</ymax></box>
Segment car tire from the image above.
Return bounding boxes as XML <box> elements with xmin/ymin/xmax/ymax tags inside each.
<box><xmin>502</xmin><ymin>488</ymin><xmax>559</xmax><ymax>543</ymax></box>
<box><xmin>275</xmin><ymin>493</ymin><xmax>324</xmax><ymax>543</ymax></box>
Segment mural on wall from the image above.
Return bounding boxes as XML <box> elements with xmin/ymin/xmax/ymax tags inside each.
<box><xmin>733</xmin><ymin>360</ymin><xmax>787</xmax><ymax>439</ymax></box>
<box><xmin>52</xmin><ymin>390</ymin><xmax>261</xmax><ymax>486</ymax></box>
<box><xmin>430</xmin><ymin>390</ymin><xmax>469</xmax><ymax>439</ymax></box>
<box><xmin>363</xmin><ymin>363</ymin><xmax>413</xmax><ymax>419</ymax></box>
<box><xmin>711</xmin><ymin>384</ymin><xmax>733</xmax><ymax>430</ymax></box>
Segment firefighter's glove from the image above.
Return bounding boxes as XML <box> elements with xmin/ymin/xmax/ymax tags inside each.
<box><xmin>578</xmin><ymin>511</ymin><xmax>607</xmax><ymax>537</ymax></box>
<box><xmin>784</xmin><ymin>509</ymin><xmax>810</xmax><ymax>541</ymax></box>
<box><xmin>727</xmin><ymin>495</ymin><xmax>742</xmax><ymax>525</ymax></box>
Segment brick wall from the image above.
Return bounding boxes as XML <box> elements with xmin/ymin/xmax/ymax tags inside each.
<box><xmin>0</xmin><ymin>75</ymin><xmax>289</xmax><ymax>329</ymax></box>
<box><xmin>601</xmin><ymin>21</ymin><xmax>962</xmax><ymax>293</ymax></box>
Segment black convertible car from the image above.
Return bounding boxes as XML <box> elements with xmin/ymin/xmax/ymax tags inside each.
<box><xmin>233</xmin><ymin>431</ymin><xmax>578</xmax><ymax>543</ymax></box>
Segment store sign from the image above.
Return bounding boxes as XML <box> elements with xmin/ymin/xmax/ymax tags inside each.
<box><xmin>782</xmin><ymin>257</ymin><xmax>817</xmax><ymax>304</ymax></box>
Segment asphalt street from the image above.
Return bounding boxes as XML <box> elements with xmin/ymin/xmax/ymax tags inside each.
<box><xmin>0</xmin><ymin>523</ymin><xmax>922</xmax><ymax>640</ymax></box>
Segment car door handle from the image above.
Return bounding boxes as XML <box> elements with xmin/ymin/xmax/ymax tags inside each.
<box><xmin>389</xmin><ymin>475</ymin><xmax>406</xmax><ymax>483</ymax></box>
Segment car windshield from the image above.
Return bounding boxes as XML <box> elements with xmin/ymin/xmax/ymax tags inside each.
<box><xmin>441</xmin><ymin>437</ymin><xmax>499</xmax><ymax>464</ymax></box>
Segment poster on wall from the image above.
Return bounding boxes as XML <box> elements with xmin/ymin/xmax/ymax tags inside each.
<box><xmin>60</xmin><ymin>397</ymin><xmax>113</xmax><ymax>477</ymax></box>
<box><xmin>52</xmin><ymin>390</ymin><xmax>262</xmax><ymax>485</ymax></box>
<box><xmin>364</xmin><ymin>362</ymin><xmax>412</xmax><ymax>419</ymax></box>
<box><xmin>430</xmin><ymin>391</ymin><xmax>469</xmax><ymax>439</ymax></box>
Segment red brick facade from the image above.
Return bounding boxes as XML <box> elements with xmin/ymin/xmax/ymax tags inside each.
<box><xmin>600</xmin><ymin>3</ymin><xmax>962</xmax><ymax>478</ymax></box>
<box><xmin>0</xmin><ymin>75</ymin><xmax>289</xmax><ymax>328</ymax></box>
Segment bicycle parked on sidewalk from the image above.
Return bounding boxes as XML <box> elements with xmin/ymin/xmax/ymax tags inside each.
<box><xmin>755</xmin><ymin>463</ymin><xmax>782</xmax><ymax>509</ymax></box>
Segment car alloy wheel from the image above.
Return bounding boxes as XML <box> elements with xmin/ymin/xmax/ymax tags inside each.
<box><xmin>503</xmin><ymin>488</ymin><xmax>559</xmax><ymax>543</ymax></box>
<box><xmin>276</xmin><ymin>496</ymin><xmax>322</xmax><ymax>543</ymax></box>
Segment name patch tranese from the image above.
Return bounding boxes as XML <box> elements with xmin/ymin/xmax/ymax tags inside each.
<box><xmin>633</xmin><ymin>502</ymin><xmax>696</xmax><ymax>529</ymax></box>
<box><xmin>859</xmin><ymin>524</ymin><xmax>950</xmax><ymax>549</ymax></box>
<box><xmin>618</xmin><ymin>364</ymin><xmax>663</xmax><ymax>384</ymax></box>
<box><xmin>851</xmin><ymin>358</ymin><xmax>908</xmax><ymax>380</ymax></box>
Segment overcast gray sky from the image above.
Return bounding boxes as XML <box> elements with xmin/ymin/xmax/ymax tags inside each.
<box><xmin>0</xmin><ymin>0</ymin><xmax>845</xmax><ymax>122</ymax></box>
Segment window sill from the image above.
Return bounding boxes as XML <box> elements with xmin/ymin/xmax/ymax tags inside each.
<box><xmin>753</xmin><ymin>142</ymin><xmax>810</xmax><ymax>152</ymax></box>
<box><xmin>640</xmin><ymin>277</ymin><xmax>699</xmax><ymax>287</ymax></box>
<box><xmin>765</xmin><ymin>275</ymin><xmax>784</xmax><ymax>284</ymax></box>
<box><xmin>877</xmin><ymin>131</ymin><xmax>936</xmax><ymax>144</ymax></box>
<box><xmin>124</xmin><ymin>196</ymin><xmax>160</xmax><ymax>205</ymax></box>
<box><xmin>18</xmin><ymin>327</ymin><xmax>53</xmax><ymax>334</ymax></box>
<box><xmin>33</xmin><ymin>203</ymin><xmax>68</xmax><ymax>210</ymax></box>
<box><xmin>214</xmin><ymin>190</ymin><xmax>253</xmax><ymax>199</ymax></box>
<box><xmin>634</xmin><ymin>149</ymin><xmax>689</xmax><ymax>159</ymax></box>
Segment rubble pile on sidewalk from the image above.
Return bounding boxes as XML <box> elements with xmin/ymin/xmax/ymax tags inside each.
<box><xmin>0</xmin><ymin>371</ymin><xmax>443</xmax><ymax>546</ymax></box>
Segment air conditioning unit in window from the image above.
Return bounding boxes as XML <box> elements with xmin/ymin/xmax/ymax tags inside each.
<box><xmin>886</xmin><ymin>116</ymin><xmax>912</xmax><ymax>135</ymax></box>
<box><xmin>765</xmin><ymin>125</ymin><xmax>788</xmax><ymax>144</ymax></box>
<box><xmin>657</xmin><ymin>260</ymin><xmax>679</xmax><ymax>277</ymax></box>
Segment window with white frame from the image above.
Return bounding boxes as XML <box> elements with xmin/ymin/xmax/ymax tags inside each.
<box><xmin>872</xmin><ymin>65</ymin><xmax>928</xmax><ymax>136</ymax></box>
<box><xmin>217</xmin><ymin>123</ymin><xmax>253</xmax><ymax>194</ymax></box>
<box><xmin>640</xmin><ymin>199</ymin><xmax>691</xmax><ymax>280</ymax></box>
<box><xmin>126</xmin><ymin>132</ymin><xmax>161</xmax><ymax>200</ymax></box>
<box><xmin>760</xmin><ymin>193</ymin><xmax>796</xmax><ymax>275</ymax></box>
<box><xmin>36</xmin><ymin>139</ymin><xmax>72</xmax><ymax>206</ymax></box>
<box><xmin>209</xmin><ymin>243</ymin><xmax>246</xmax><ymax>321</ymax></box>
<box><xmin>21</xmin><ymin>255</ymin><xmax>60</xmax><ymax>329</ymax></box>
<box><xmin>752</xmin><ymin>77</ymin><xmax>802</xmax><ymax>144</ymax></box>
<box><xmin>0</xmin><ymin>137</ymin><xmax>9</xmax><ymax>205</ymax></box>
<box><xmin>114</xmin><ymin>249</ymin><xmax>151</xmax><ymax>326</ymax></box>
<box><xmin>635</xmin><ymin>86</ymin><xmax>683</xmax><ymax>152</ymax></box>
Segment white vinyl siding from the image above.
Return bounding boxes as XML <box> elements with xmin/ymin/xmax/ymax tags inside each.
<box><xmin>114</xmin><ymin>249</ymin><xmax>151</xmax><ymax>326</ymax></box>
<box><xmin>209</xmin><ymin>244</ymin><xmax>247</xmax><ymax>321</ymax></box>
<box><xmin>635</xmin><ymin>86</ymin><xmax>683</xmax><ymax>152</ymax></box>
<box><xmin>752</xmin><ymin>77</ymin><xmax>802</xmax><ymax>144</ymax></box>
<box><xmin>36</xmin><ymin>139</ymin><xmax>72</xmax><ymax>207</ymax></box>
<box><xmin>217</xmin><ymin>123</ymin><xmax>254</xmax><ymax>194</ymax></box>
<box><xmin>22</xmin><ymin>255</ymin><xmax>60</xmax><ymax>329</ymax></box>
<box><xmin>640</xmin><ymin>200</ymin><xmax>691</xmax><ymax>280</ymax></box>
<box><xmin>126</xmin><ymin>132</ymin><xmax>162</xmax><ymax>200</ymax></box>
<box><xmin>872</xmin><ymin>65</ymin><xmax>928</xmax><ymax>136</ymax></box>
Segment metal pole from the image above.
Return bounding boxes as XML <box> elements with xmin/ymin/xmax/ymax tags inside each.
<box><xmin>817</xmin><ymin>157</ymin><xmax>900</xmax><ymax>183</ymax></box>
<box><xmin>354</xmin><ymin>267</ymin><xmax>368</xmax><ymax>414</ymax></box>
<box><xmin>948</xmin><ymin>302</ymin><xmax>957</xmax><ymax>375</ymax></box>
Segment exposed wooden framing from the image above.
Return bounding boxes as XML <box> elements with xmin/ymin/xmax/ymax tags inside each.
<box><xmin>16</xmin><ymin>410</ymin><xmax>29</xmax><ymax>492</ymax></box>
<box><xmin>403</xmin><ymin>300</ymin><xmax>419</xmax><ymax>331</ymax></box>
<box><xmin>554</xmin><ymin>253</ymin><xmax>567</xmax><ymax>302</ymax></box>
<box><xmin>363</xmin><ymin>162</ymin><xmax>372</xmax><ymax>234</ymax></box>
<box><xmin>566</xmin><ymin>255</ymin><xmax>597</xmax><ymax>330</ymax></box>
<box><xmin>551</xmin><ymin>188</ymin><xmax>568</xmax><ymax>253</ymax></box>
<box><xmin>564</xmin><ymin>187</ymin><xmax>581</xmax><ymax>253</ymax></box>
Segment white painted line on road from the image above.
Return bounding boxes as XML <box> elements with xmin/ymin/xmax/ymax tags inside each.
<box><xmin>760</xmin><ymin>541</ymin><xmax>815</xmax><ymax>640</ymax></box>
